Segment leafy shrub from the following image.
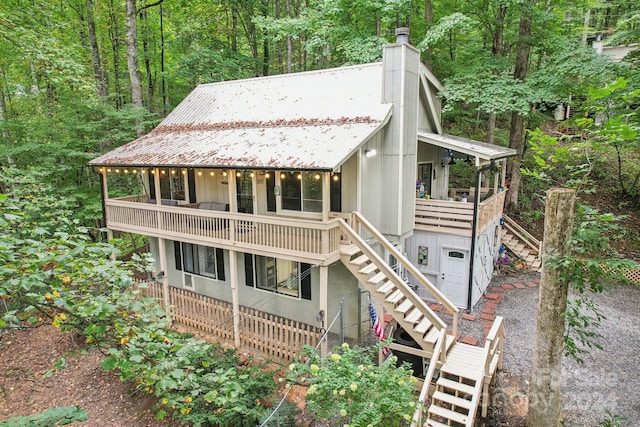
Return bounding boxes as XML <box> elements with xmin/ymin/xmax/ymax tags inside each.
<box><xmin>286</xmin><ymin>343</ymin><xmax>417</xmax><ymax>427</ymax></box>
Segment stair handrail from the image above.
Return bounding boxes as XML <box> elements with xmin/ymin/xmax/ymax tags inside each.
<box><xmin>503</xmin><ymin>214</ymin><xmax>541</xmax><ymax>254</ymax></box>
<box><xmin>410</xmin><ymin>327</ymin><xmax>447</xmax><ymax>427</ymax></box>
<box><xmin>338</xmin><ymin>220</ymin><xmax>447</xmax><ymax>333</ymax></box>
<box><xmin>483</xmin><ymin>316</ymin><xmax>505</xmax><ymax>377</ymax></box>
<box><xmin>480</xmin><ymin>316</ymin><xmax>505</xmax><ymax>418</ymax></box>
<box><xmin>350</xmin><ymin>211</ymin><xmax>459</xmax><ymax>335</ymax></box>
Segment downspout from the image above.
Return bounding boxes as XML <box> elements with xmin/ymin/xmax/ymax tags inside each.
<box><xmin>466</xmin><ymin>160</ymin><xmax>495</xmax><ymax>312</ymax></box>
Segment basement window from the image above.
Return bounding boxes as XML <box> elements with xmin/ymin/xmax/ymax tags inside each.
<box><xmin>244</xmin><ymin>254</ymin><xmax>311</xmax><ymax>300</ymax></box>
<box><xmin>175</xmin><ymin>242</ymin><xmax>225</xmax><ymax>281</ymax></box>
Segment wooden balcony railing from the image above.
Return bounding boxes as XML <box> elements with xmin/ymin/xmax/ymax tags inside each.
<box><xmin>415</xmin><ymin>190</ymin><xmax>506</xmax><ymax>237</ymax></box>
<box><xmin>105</xmin><ymin>196</ymin><xmax>343</xmax><ymax>264</ymax></box>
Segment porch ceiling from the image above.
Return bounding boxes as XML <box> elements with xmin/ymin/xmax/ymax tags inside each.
<box><xmin>417</xmin><ymin>131</ymin><xmax>517</xmax><ymax>162</ymax></box>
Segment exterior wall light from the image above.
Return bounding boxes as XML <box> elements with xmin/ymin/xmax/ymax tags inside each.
<box><xmin>364</xmin><ymin>149</ymin><xmax>377</xmax><ymax>158</ymax></box>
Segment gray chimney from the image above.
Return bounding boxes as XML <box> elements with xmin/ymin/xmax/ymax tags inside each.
<box><xmin>395</xmin><ymin>27</ymin><xmax>410</xmax><ymax>44</ymax></box>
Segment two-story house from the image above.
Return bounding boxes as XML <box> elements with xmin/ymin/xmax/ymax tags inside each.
<box><xmin>90</xmin><ymin>29</ymin><xmax>511</xmax><ymax>425</ymax></box>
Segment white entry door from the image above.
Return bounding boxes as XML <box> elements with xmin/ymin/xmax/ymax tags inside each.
<box><xmin>440</xmin><ymin>248</ymin><xmax>469</xmax><ymax>307</ymax></box>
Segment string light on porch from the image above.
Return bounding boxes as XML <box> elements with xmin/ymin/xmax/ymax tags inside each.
<box><xmin>297</xmin><ymin>173</ymin><xmax>302</xmax><ymax>180</ymax></box>
<box><xmin>182</xmin><ymin>169</ymin><xmax>187</xmax><ymax>175</ymax></box>
<box><xmin>236</xmin><ymin>171</ymin><xmax>242</xmax><ymax>177</ymax></box>
<box><xmin>264</xmin><ymin>172</ymin><xmax>270</xmax><ymax>179</ymax></box>
<box><xmin>124</xmin><ymin>169</ymin><xmax>129</xmax><ymax>174</ymax></box>
<box><xmin>171</xmin><ymin>169</ymin><xmax>176</xmax><ymax>175</ymax></box>
<box><xmin>314</xmin><ymin>173</ymin><xmax>321</xmax><ymax>180</ymax></box>
<box><xmin>210</xmin><ymin>171</ymin><xmax>215</xmax><ymax>176</ymax></box>
<box><xmin>222</xmin><ymin>171</ymin><xmax>227</xmax><ymax>177</ymax></box>
<box><xmin>280</xmin><ymin>172</ymin><xmax>286</xmax><ymax>180</ymax></box>
<box><xmin>250</xmin><ymin>172</ymin><xmax>255</xmax><ymax>178</ymax></box>
<box><xmin>332</xmin><ymin>173</ymin><xmax>340</xmax><ymax>182</ymax></box>
<box><xmin>197</xmin><ymin>171</ymin><xmax>202</xmax><ymax>176</ymax></box>
<box><xmin>161</xmin><ymin>169</ymin><xmax>166</xmax><ymax>175</ymax></box>
<box><xmin>115</xmin><ymin>168</ymin><xmax>120</xmax><ymax>173</ymax></box>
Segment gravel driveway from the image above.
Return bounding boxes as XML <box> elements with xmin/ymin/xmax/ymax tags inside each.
<box><xmin>469</xmin><ymin>270</ymin><xmax>640</xmax><ymax>426</ymax></box>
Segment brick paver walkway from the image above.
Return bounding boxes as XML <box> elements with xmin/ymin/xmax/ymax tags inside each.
<box><xmin>431</xmin><ymin>276</ymin><xmax>541</xmax><ymax>347</ymax></box>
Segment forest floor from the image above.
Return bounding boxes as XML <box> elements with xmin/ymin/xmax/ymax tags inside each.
<box><xmin>0</xmin><ymin>325</ymin><xmax>174</xmax><ymax>426</ymax></box>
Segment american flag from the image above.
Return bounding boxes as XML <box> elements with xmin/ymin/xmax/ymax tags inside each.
<box><xmin>369</xmin><ymin>302</ymin><xmax>390</xmax><ymax>358</ymax></box>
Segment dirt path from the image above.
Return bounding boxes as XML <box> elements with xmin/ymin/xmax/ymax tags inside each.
<box><xmin>0</xmin><ymin>326</ymin><xmax>176</xmax><ymax>426</ymax></box>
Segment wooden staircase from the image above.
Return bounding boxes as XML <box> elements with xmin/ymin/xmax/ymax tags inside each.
<box><xmin>336</xmin><ymin>213</ymin><xmax>506</xmax><ymax>427</ymax></box>
<box><xmin>340</xmin><ymin>242</ymin><xmax>451</xmax><ymax>354</ymax></box>
<box><xmin>502</xmin><ymin>215</ymin><xmax>542</xmax><ymax>272</ymax></box>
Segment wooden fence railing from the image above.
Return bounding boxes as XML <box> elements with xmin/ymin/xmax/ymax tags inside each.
<box><xmin>106</xmin><ymin>196</ymin><xmax>342</xmax><ymax>263</ymax></box>
<box><xmin>139</xmin><ymin>281</ymin><xmax>323</xmax><ymax>362</ymax></box>
<box><xmin>414</xmin><ymin>191</ymin><xmax>506</xmax><ymax>237</ymax></box>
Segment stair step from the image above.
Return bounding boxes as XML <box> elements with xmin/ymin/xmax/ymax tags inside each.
<box><xmin>436</xmin><ymin>377</ymin><xmax>475</xmax><ymax>396</ymax></box>
<box><xmin>405</xmin><ymin>308</ymin><xmax>422</xmax><ymax>324</ymax></box>
<box><xmin>377</xmin><ymin>282</ymin><xmax>395</xmax><ymax>295</ymax></box>
<box><xmin>395</xmin><ymin>299</ymin><xmax>414</xmax><ymax>314</ymax></box>
<box><xmin>424</xmin><ymin>419</ymin><xmax>456</xmax><ymax>427</ymax></box>
<box><xmin>424</xmin><ymin>326</ymin><xmax>440</xmax><ymax>345</ymax></box>
<box><xmin>367</xmin><ymin>272</ymin><xmax>387</xmax><ymax>285</ymax></box>
<box><xmin>427</xmin><ymin>404</ymin><xmax>469</xmax><ymax>425</ymax></box>
<box><xmin>340</xmin><ymin>244</ymin><xmax>361</xmax><ymax>257</ymax></box>
<box><xmin>350</xmin><ymin>254</ymin><xmax>369</xmax><ymax>267</ymax></box>
<box><xmin>385</xmin><ymin>290</ymin><xmax>404</xmax><ymax>304</ymax></box>
<box><xmin>414</xmin><ymin>318</ymin><xmax>432</xmax><ymax>334</ymax></box>
<box><xmin>359</xmin><ymin>263</ymin><xmax>378</xmax><ymax>275</ymax></box>
<box><xmin>432</xmin><ymin>390</ymin><xmax>473</xmax><ymax>410</ymax></box>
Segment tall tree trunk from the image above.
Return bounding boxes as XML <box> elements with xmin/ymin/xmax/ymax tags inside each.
<box><xmin>126</xmin><ymin>0</ymin><xmax>144</xmax><ymax>137</ymax></box>
<box><xmin>275</xmin><ymin>0</ymin><xmax>283</xmax><ymax>72</ymax></box>
<box><xmin>505</xmin><ymin>1</ymin><xmax>534</xmax><ymax>211</ymax></box>
<box><xmin>0</xmin><ymin>68</ymin><xmax>14</xmax><ymax>166</ymax></box>
<box><xmin>487</xmin><ymin>5</ymin><xmax>506</xmax><ymax>144</ymax></box>
<box><xmin>286</xmin><ymin>0</ymin><xmax>292</xmax><ymax>73</ymax></box>
<box><xmin>423</xmin><ymin>0</ymin><xmax>434</xmax><ymax>67</ymax></box>
<box><xmin>528</xmin><ymin>188</ymin><xmax>576</xmax><ymax>427</ymax></box>
<box><xmin>126</xmin><ymin>0</ymin><xmax>143</xmax><ymax>110</ymax></box>
<box><xmin>160</xmin><ymin>3</ymin><xmax>168</xmax><ymax>114</ymax></box>
<box><xmin>141</xmin><ymin>9</ymin><xmax>154</xmax><ymax>109</ymax></box>
<box><xmin>87</xmin><ymin>0</ymin><xmax>108</xmax><ymax>97</ymax></box>
<box><xmin>108</xmin><ymin>0</ymin><xmax>123</xmax><ymax>108</ymax></box>
<box><xmin>261</xmin><ymin>0</ymin><xmax>270</xmax><ymax>76</ymax></box>
<box><xmin>486</xmin><ymin>112</ymin><xmax>496</xmax><ymax>144</ymax></box>
<box><xmin>231</xmin><ymin>6</ymin><xmax>238</xmax><ymax>52</ymax></box>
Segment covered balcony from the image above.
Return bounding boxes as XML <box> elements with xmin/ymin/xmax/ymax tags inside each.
<box><xmin>414</xmin><ymin>190</ymin><xmax>507</xmax><ymax>237</ymax></box>
<box><xmin>104</xmin><ymin>194</ymin><xmax>344</xmax><ymax>266</ymax></box>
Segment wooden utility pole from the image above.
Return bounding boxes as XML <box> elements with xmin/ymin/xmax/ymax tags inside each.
<box><xmin>528</xmin><ymin>188</ymin><xmax>576</xmax><ymax>427</ymax></box>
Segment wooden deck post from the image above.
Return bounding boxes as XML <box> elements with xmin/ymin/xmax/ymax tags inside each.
<box><xmin>528</xmin><ymin>188</ymin><xmax>576</xmax><ymax>427</ymax></box>
<box><xmin>319</xmin><ymin>265</ymin><xmax>328</xmax><ymax>356</ymax></box>
<box><xmin>229</xmin><ymin>249</ymin><xmax>241</xmax><ymax>348</ymax></box>
<box><xmin>157</xmin><ymin>237</ymin><xmax>170</xmax><ymax>313</ymax></box>
<box><xmin>322</xmin><ymin>172</ymin><xmax>330</xmax><ymax>222</ymax></box>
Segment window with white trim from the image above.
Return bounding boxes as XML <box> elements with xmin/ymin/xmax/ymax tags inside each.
<box><xmin>280</xmin><ymin>171</ymin><xmax>322</xmax><ymax>213</ymax></box>
<box><xmin>244</xmin><ymin>254</ymin><xmax>311</xmax><ymax>299</ymax></box>
<box><xmin>175</xmin><ymin>242</ymin><xmax>225</xmax><ymax>281</ymax></box>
